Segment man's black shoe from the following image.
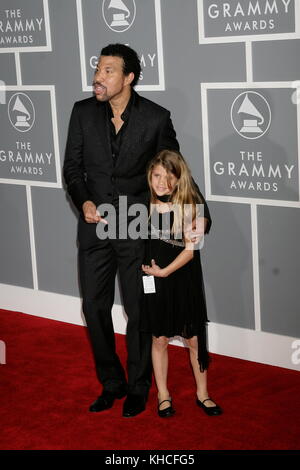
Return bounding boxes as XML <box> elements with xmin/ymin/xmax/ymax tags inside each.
<box><xmin>89</xmin><ymin>388</ymin><xmax>127</xmax><ymax>412</ymax></box>
<box><xmin>122</xmin><ymin>393</ymin><xmax>146</xmax><ymax>417</ymax></box>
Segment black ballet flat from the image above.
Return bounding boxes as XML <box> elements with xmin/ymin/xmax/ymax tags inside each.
<box><xmin>158</xmin><ymin>398</ymin><xmax>176</xmax><ymax>418</ymax></box>
<box><xmin>196</xmin><ymin>397</ymin><xmax>222</xmax><ymax>416</ymax></box>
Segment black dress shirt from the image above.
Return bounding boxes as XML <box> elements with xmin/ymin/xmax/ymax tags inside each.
<box><xmin>106</xmin><ymin>92</ymin><xmax>134</xmax><ymax>166</ymax></box>
<box><xmin>106</xmin><ymin>92</ymin><xmax>134</xmax><ymax>207</ymax></box>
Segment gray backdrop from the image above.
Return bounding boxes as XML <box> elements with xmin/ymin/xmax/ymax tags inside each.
<box><xmin>0</xmin><ymin>1</ymin><xmax>299</xmax><ymax>346</ymax></box>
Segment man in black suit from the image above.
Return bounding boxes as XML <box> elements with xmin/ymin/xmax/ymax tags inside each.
<box><xmin>63</xmin><ymin>44</ymin><xmax>180</xmax><ymax>417</ymax></box>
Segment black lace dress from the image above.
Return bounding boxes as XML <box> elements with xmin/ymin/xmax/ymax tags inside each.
<box><xmin>140</xmin><ymin>208</ymin><xmax>210</xmax><ymax>371</ymax></box>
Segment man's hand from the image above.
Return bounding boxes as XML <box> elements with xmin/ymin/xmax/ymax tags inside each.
<box><xmin>142</xmin><ymin>259</ymin><xmax>167</xmax><ymax>278</ymax></box>
<box><xmin>82</xmin><ymin>201</ymin><xmax>108</xmax><ymax>224</ymax></box>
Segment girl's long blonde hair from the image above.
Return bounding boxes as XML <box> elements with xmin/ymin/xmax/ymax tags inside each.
<box><xmin>147</xmin><ymin>150</ymin><xmax>203</xmax><ymax>236</ymax></box>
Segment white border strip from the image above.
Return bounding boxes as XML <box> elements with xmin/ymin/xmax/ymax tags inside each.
<box><xmin>0</xmin><ymin>0</ymin><xmax>52</xmax><ymax>53</ymax></box>
<box><xmin>76</xmin><ymin>0</ymin><xmax>88</xmax><ymax>95</ymax></box>
<box><xmin>297</xmin><ymin>82</ymin><xmax>300</xmax><ymax>200</ymax></box>
<box><xmin>43</xmin><ymin>0</ymin><xmax>52</xmax><ymax>52</ymax></box>
<box><xmin>251</xmin><ymin>203</ymin><xmax>261</xmax><ymax>331</ymax></box>
<box><xmin>15</xmin><ymin>53</ymin><xmax>22</xmax><ymax>85</ymax></box>
<box><xmin>205</xmin><ymin>195</ymin><xmax>300</xmax><ymax>207</ymax></box>
<box><xmin>26</xmin><ymin>186</ymin><xmax>38</xmax><ymax>290</ymax></box>
<box><xmin>0</xmin><ymin>85</ymin><xmax>62</xmax><ymax>188</ymax></box>
<box><xmin>245</xmin><ymin>40</ymin><xmax>253</xmax><ymax>82</ymax></box>
<box><xmin>198</xmin><ymin>0</ymin><xmax>300</xmax><ymax>44</ymax></box>
<box><xmin>143</xmin><ymin>0</ymin><xmax>165</xmax><ymax>91</ymax></box>
<box><xmin>0</xmin><ymin>283</ymin><xmax>299</xmax><ymax>371</ymax></box>
<box><xmin>201</xmin><ymin>81</ymin><xmax>300</xmax><ymax>89</ymax></box>
<box><xmin>76</xmin><ymin>0</ymin><xmax>165</xmax><ymax>92</ymax></box>
<box><xmin>49</xmin><ymin>85</ymin><xmax>62</xmax><ymax>188</ymax></box>
<box><xmin>201</xmin><ymin>81</ymin><xmax>211</xmax><ymax>199</ymax></box>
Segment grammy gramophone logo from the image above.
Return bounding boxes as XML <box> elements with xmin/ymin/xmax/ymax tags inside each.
<box><xmin>8</xmin><ymin>93</ymin><xmax>35</xmax><ymax>133</ymax></box>
<box><xmin>102</xmin><ymin>0</ymin><xmax>136</xmax><ymax>32</ymax></box>
<box><xmin>231</xmin><ymin>91</ymin><xmax>271</xmax><ymax>140</ymax></box>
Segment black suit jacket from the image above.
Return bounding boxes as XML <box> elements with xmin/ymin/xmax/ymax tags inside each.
<box><xmin>64</xmin><ymin>91</ymin><xmax>180</xmax><ymax>209</ymax></box>
<box><xmin>63</xmin><ymin>90</ymin><xmax>211</xmax><ymax>233</ymax></box>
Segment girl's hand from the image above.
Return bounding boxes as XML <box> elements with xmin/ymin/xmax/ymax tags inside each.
<box><xmin>142</xmin><ymin>259</ymin><xmax>167</xmax><ymax>278</ymax></box>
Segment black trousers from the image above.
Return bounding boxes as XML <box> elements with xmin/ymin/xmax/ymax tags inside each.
<box><xmin>78</xmin><ymin>216</ymin><xmax>152</xmax><ymax>397</ymax></box>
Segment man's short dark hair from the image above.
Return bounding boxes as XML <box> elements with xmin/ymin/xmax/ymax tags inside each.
<box><xmin>100</xmin><ymin>43</ymin><xmax>141</xmax><ymax>88</ymax></box>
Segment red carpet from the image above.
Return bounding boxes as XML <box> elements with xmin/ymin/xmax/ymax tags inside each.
<box><xmin>0</xmin><ymin>309</ymin><xmax>300</xmax><ymax>450</ymax></box>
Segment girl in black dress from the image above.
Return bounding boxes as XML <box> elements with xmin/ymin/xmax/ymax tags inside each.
<box><xmin>141</xmin><ymin>150</ymin><xmax>222</xmax><ymax>418</ymax></box>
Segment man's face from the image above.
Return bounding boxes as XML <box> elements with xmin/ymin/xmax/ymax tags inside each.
<box><xmin>93</xmin><ymin>55</ymin><xmax>131</xmax><ymax>102</ymax></box>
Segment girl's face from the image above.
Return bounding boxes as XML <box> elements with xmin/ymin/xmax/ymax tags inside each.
<box><xmin>151</xmin><ymin>164</ymin><xmax>178</xmax><ymax>197</ymax></box>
